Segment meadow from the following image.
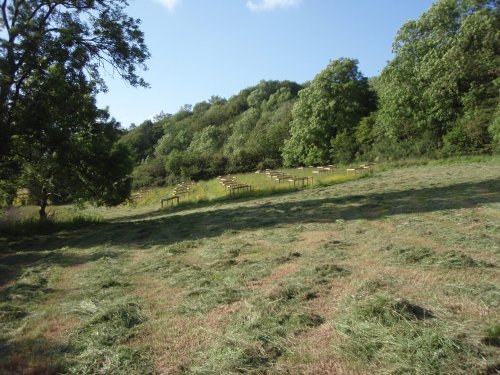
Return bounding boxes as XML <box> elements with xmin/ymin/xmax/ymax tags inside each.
<box><xmin>126</xmin><ymin>167</ymin><xmax>361</xmax><ymax>208</ymax></box>
<box><xmin>0</xmin><ymin>157</ymin><xmax>499</xmax><ymax>374</ymax></box>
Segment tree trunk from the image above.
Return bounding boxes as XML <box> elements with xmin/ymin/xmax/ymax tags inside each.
<box><xmin>39</xmin><ymin>187</ymin><xmax>48</xmax><ymax>221</ymax></box>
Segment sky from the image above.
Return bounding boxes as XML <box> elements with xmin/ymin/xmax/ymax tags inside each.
<box><xmin>96</xmin><ymin>0</ymin><xmax>436</xmax><ymax>127</ymax></box>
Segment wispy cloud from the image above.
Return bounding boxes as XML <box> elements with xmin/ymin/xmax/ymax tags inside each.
<box><xmin>153</xmin><ymin>0</ymin><xmax>182</xmax><ymax>12</ymax></box>
<box><xmin>246</xmin><ymin>0</ymin><xmax>302</xmax><ymax>12</ymax></box>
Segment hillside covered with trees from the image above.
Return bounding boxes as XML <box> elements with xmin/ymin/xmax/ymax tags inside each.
<box><xmin>0</xmin><ymin>0</ymin><xmax>498</xmax><ymax>213</ymax></box>
<box><xmin>121</xmin><ymin>0</ymin><xmax>498</xmax><ymax>189</ymax></box>
<box><xmin>1</xmin><ymin>1</ymin><xmax>499</xmax><ymax>373</ymax></box>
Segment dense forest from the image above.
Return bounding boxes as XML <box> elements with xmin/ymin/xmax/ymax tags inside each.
<box><xmin>120</xmin><ymin>0</ymin><xmax>499</xmax><ymax>189</ymax></box>
<box><xmin>0</xmin><ymin>0</ymin><xmax>498</xmax><ymax>213</ymax></box>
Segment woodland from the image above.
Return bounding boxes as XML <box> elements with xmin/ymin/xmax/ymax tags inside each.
<box><xmin>119</xmin><ymin>0</ymin><xmax>499</xmax><ymax>189</ymax></box>
<box><xmin>0</xmin><ymin>0</ymin><xmax>498</xmax><ymax>214</ymax></box>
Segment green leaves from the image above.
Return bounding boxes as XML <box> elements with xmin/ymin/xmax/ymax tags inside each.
<box><xmin>283</xmin><ymin>58</ymin><xmax>376</xmax><ymax>166</ymax></box>
<box><xmin>375</xmin><ymin>0</ymin><xmax>499</xmax><ymax>157</ymax></box>
<box><xmin>0</xmin><ymin>0</ymin><xmax>149</xmax><ymax>206</ymax></box>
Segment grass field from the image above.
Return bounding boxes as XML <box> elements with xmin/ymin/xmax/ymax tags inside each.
<box><xmin>1</xmin><ymin>158</ymin><xmax>499</xmax><ymax>374</ymax></box>
<box><xmin>123</xmin><ymin>167</ymin><xmax>362</xmax><ymax>209</ymax></box>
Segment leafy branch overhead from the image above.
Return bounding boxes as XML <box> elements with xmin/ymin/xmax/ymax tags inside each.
<box><xmin>1</xmin><ymin>0</ymin><xmax>149</xmax><ymax>129</ymax></box>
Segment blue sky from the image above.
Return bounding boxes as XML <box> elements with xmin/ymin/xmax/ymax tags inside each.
<box><xmin>97</xmin><ymin>0</ymin><xmax>436</xmax><ymax>127</ymax></box>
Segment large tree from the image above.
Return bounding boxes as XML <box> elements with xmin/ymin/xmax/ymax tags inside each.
<box><xmin>374</xmin><ymin>0</ymin><xmax>499</xmax><ymax>156</ymax></box>
<box><xmin>282</xmin><ymin>58</ymin><xmax>376</xmax><ymax>166</ymax></box>
<box><xmin>0</xmin><ymin>0</ymin><xmax>149</xmax><ymax>215</ymax></box>
<box><xmin>13</xmin><ymin>66</ymin><xmax>132</xmax><ymax>219</ymax></box>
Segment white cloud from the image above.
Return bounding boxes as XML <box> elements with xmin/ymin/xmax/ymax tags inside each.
<box><xmin>246</xmin><ymin>0</ymin><xmax>302</xmax><ymax>12</ymax></box>
<box><xmin>153</xmin><ymin>0</ymin><xmax>182</xmax><ymax>12</ymax></box>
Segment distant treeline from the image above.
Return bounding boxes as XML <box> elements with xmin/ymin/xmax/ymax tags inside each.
<box><xmin>119</xmin><ymin>0</ymin><xmax>499</xmax><ymax>188</ymax></box>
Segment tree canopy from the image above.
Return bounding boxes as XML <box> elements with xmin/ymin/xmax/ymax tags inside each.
<box><xmin>282</xmin><ymin>58</ymin><xmax>376</xmax><ymax>166</ymax></box>
<box><xmin>374</xmin><ymin>0</ymin><xmax>499</xmax><ymax>157</ymax></box>
<box><xmin>121</xmin><ymin>0</ymin><xmax>497</xmax><ymax>189</ymax></box>
<box><xmin>0</xmin><ymin>0</ymin><xmax>149</xmax><ymax>216</ymax></box>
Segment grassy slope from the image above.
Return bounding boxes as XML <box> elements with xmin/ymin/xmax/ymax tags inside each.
<box><xmin>0</xmin><ymin>159</ymin><xmax>499</xmax><ymax>374</ymax></box>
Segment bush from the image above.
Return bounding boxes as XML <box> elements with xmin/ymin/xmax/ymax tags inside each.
<box><xmin>165</xmin><ymin>150</ymin><xmax>228</xmax><ymax>182</ymax></box>
<box><xmin>131</xmin><ymin>157</ymin><xmax>167</xmax><ymax>189</ymax></box>
<box><xmin>443</xmin><ymin>109</ymin><xmax>493</xmax><ymax>155</ymax></box>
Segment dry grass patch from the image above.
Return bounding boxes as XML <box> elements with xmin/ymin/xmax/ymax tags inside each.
<box><xmin>367</xmin><ymin>220</ymin><xmax>453</xmax><ymax>254</ymax></box>
<box><xmin>280</xmin><ymin>323</ymin><xmax>356</xmax><ymax>375</ymax></box>
<box><xmin>1</xmin><ymin>352</ymin><xmax>58</xmax><ymax>375</ymax></box>
<box><xmin>134</xmin><ymin>275</ymin><xmax>183</xmax><ymax>312</ymax></box>
<box><xmin>208</xmin><ymin>299</ymin><xmax>245</xmax><ymax>319</ymax></box>
<box><xmin>142</xmin><ymin>315</ymin><xmax>209</xmax><ymax>374</ymax></box>
<box><xmin>247</xmin><ymin>261</ymin><xmax>302</xmax><ymax>290</ymax></box>
<box><xmin>297</xmin><ymin>230</ymin><xmax>344</xmax><ymax>250</ymax></box>
<box><xmin>139</xmin><ymin>299</ymin><xmax>245</xmax><ymax>374</ymax></box>
<box><xmin>43</xmin><ymin>314</ymin><xmax>81</xmax><ymax>343</ymax></box>
<box><xmin>304</xmin><ymin>278</ymin><xmax>355</xmax><ymax>319</ymax></box>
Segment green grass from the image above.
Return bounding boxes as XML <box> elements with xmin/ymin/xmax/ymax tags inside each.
<box><xmin>482</xmin><ymin>324</ymin><xmax>500</xmax><ymax>347</ymax></box>
<box><xmin>126</xmin><ymin>167</ymin><xmax>364</xmax><ymax>209</ymax></box>
<box><xmin>334</xmin><ymin>293</ymin><xmax>478</xmax><ymax>375</ymax></box>
<box><xmin>443</xmin><ymin>282</ymin><xmax>500</xmax><ymax>308</ymax></box>
<box><xmin>0</xmin><ymin>246</ymin><xmax>153</xmax><ymax>374</ymax></box>
<box><xmin>384</xmin><ymin>245</ymin><xmax>490</xmax><ymax>268</ymax></box>
<box><xmin>0</xmin><ymin>215</ymin><xmax>102</xmax><ymax>237</ymax></box>
<box><xmin>0</xmin><ymin>155</ymin><xmax>499</xmax><ymax>374</ymax></box>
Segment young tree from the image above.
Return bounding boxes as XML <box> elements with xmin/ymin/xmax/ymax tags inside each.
<box><xmin>188</xmin><ymin>125</ymin><xmax>225</xmax><ymax>154</ymax></box>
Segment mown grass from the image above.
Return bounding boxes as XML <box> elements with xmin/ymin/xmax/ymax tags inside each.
<box><xmin>384</xmin><ymin>245</ymin><xmax>492</xmax><ymax>269</ymax></box>
<box><xmin>0</xmin><ymin>156</ymin><xmax>499</xmax><ymax>374</ymax></box>
<box><xmin>374</xmin><ymin>153</ymin><xmax>500</xmax><ymax>172</ymax></box>
<box><xmin>0</xmin><ymin>248</ymin><xmax>153</xmax><ymax>375</ymax></box>
<box><xmin>334</xmin><ymin>292</ymin><xmax>479</xmax><ymax>375</ymax></box>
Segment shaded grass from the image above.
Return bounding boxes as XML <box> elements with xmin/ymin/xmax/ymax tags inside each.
<box><xmin>0</xmin><ymin>266</ymin><xmax>52</xmax><ymax>343</ymax></box>
<box><xmin>0</xmin><ymin>264</ymin><xmax>67</xmax><ymax>374</ymax></box>
<box><xmin>0</xmin><ymin>252</ymin><xmax>153</xmax><ymax>375</ymax></box>
<box><xmin>0</xmin><ymin>215</ymin><xmax>102</xmax><ymax>238</ymax></box>
<box><xmin>482</xmin><ymin>324</ymin><xmax>500</xmax><ymax>347</ymax></box>
<box><xmin>68</xmin><ymin>299</ymin><xmax>151</xmax><ymax>375</ymax></box>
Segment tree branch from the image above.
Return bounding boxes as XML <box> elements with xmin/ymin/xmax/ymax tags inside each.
<box><xmin>1</xmin><ymin>0</ymin><xmax>10</xmax><ymax>32</ymax></box>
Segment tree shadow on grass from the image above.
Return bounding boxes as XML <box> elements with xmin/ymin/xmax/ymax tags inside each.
<box><xmin>99</xmin><ymin>177</ymin><xmax>500</xmax><ymax>245</ymax></box>
<box><xmin>0</xmin><ymin>334</ymin><xmax>71</xmax><ymax>375</ymax></box>
<box><xmin>0</xmin><ymin>246</ymin><xmax>121</xmax><ymax>288</ymax></box>
<box><xmin>1</xmin><ymin>178</ymin><xmax>499</xmax><ymax>287</ymax></box>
